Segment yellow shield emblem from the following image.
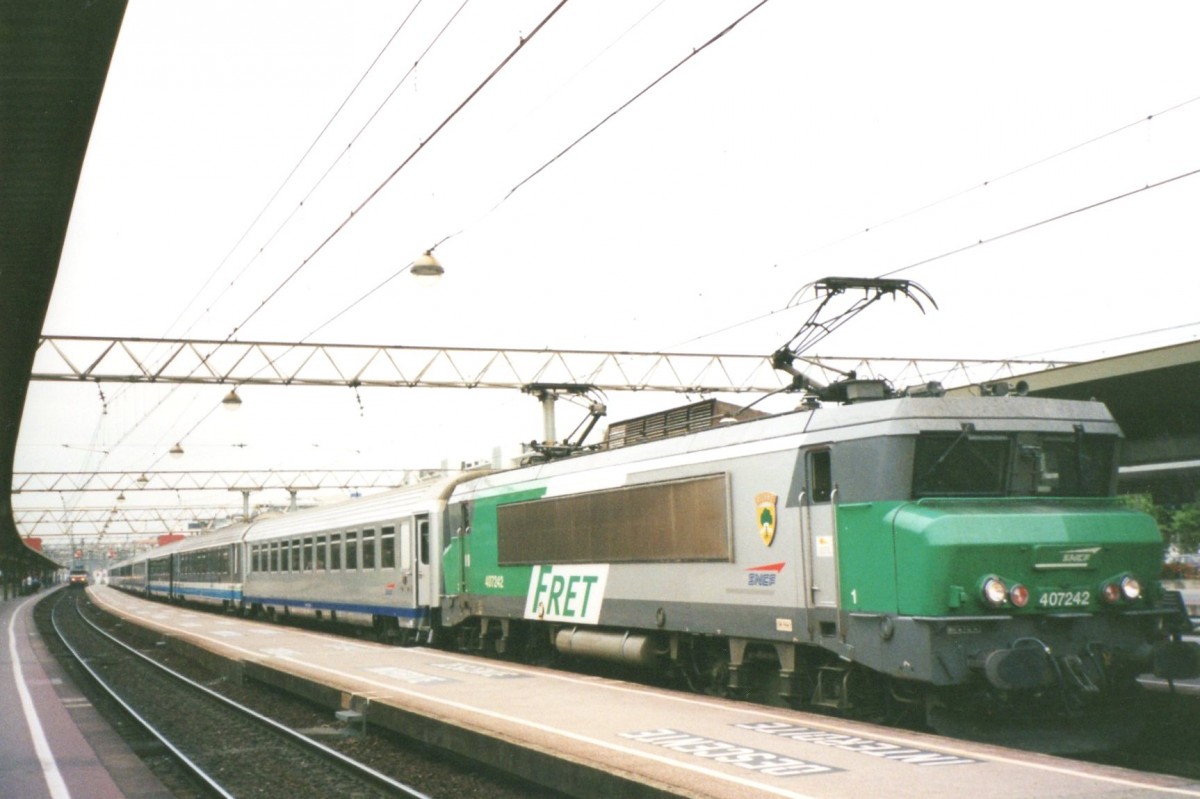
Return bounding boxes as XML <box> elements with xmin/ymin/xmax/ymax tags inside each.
<box><xmin>755</xmin><ymin>491</ymin><xmax>778</xmax><ymax>547</ymax></box>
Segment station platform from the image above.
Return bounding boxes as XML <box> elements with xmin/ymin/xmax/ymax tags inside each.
<box><xmin>89</xmin><ymin>586</ymin><xmax>1200</xmax><ymax>799</ymax></box>
<box><xmin>1</xmin><ymin>587</ymin><xmax>172</xmax><ymax>799</ymax></box>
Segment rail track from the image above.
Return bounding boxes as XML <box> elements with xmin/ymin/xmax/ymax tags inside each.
<box><xmin>38</xmin><ymin>589</ymin><xmax>562</xmax><ymax>799</ymax></box>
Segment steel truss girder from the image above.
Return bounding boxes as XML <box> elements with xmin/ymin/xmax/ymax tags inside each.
<box><xmin>11</xmin><ymin>468</ymin><xmax>441</xmax><ymax>495</ymax></box>
<box><xmin>15</xmin><ymin>505</ymin><xmax>244</xmax><ymax>539</ymax></box>
<box><xmin>31</xmin><ymin>335</ymin><xmax>1067</xmax><ymax>394</ymax></box>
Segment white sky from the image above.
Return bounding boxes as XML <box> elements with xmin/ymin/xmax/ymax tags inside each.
<box><xmin>15</xmin><ymin>0</ymin><xmax>1200</xmax><ymax>538</ymax></box>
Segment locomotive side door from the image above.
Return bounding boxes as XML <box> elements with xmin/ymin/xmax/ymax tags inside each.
<box><xmin>803</xmin><ymin>448</ymin><xmax>840</xmax><ymax>610</ymax></box>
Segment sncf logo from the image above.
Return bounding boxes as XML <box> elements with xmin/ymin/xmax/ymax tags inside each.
<box><xmin>1059</xmin><ymin>547</ymin><xmax>1101</xmax><ymax>565</ymax></box>
<box><xmin>1035</xmin><ymin>546</ymin><xmax>1102</xmax><ymax>571</ymax></box>
<box><xmin>747</xmin><ymin>562</ymin><xmax>785</xmax><ymax>587</ymax></box>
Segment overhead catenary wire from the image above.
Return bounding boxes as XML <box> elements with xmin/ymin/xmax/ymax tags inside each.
<box><xmin>95</xmin><ymin>0</ymin><xmax>768</xmax><ymax>477</ymax></box>
<box><xmin>82</xmin><ymin>1</ymin><xmax>565</xmax><ymax>474</ymax></box>
<box><xmin>878</xmin><ymin>164</ymin><xmax>1200</xmax><ymax>280</ymax></box>
<box><xmin>671</xmin><ymin>164</ymin><xmax>1200</xmax><ymax>353</ymax></box>
<box><xmin>87</xmin><ymin>1</ymin><xmax>439</xmax><ymax>464</ymax></box>
<box><xmin>159</xmin><ymin>0</ymin><xmax>573</xmax><ymax>458</ymax></box>
<box><xmin>428</xmin><ymin>0</ymin><xmax>774</xmax><ymax>253</ymax></box>
<box><xmin>163</xmin><ymin>0</ymin><xmax>432</xmax><ymax>346</ymax></box>
<box><xmin>199</xmin><ymin>0</ymin><xmax>473</xmax><ymax>339</ymax></box>
<box><xmin>498</xmin><ymin>0</ymin><xmax>771</xmax><ymax>206</ymax></box>
<box><xmin>662</xmin><ymin>92</ymin><xmax>1200</xmax><ymax>355</ymax></box>
<box><xmin>794</xmin><ymin>91</ymin><xmax>1200</xmax><ymax>261</ymax></box>
<box><xmin>226</xmin><ymin>0</ymin><xmax>572</xmax><ymax>344</ymax></box>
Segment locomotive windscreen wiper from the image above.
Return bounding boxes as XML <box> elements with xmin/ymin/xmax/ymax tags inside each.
<box><xmin>914</xmin><ymin>423</ymin><xmax>975</xmax><ymax>486</ymax></box>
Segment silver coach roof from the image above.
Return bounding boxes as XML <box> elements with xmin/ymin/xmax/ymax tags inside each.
<box><xmin>241</xmin><ymin>472</ymin><xmax>484</xmax><ymax>543</ymax></box>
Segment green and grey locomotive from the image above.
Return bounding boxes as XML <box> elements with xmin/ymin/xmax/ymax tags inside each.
<box><xmin>441</xmin><ymin>390</ymin><xmax>1196</xmax><ymax>751</ymax></box>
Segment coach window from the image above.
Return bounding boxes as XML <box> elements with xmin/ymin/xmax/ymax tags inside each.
<box><xmin>418</xmin><ymin>516</ymin><xmax>430</xmax><ymax>566</ymax></box>
<box><xmin>808</xmin><ymin>449</ymin><xmax>833</xmax><ymax>503</ymax></box>
<box><xmin>292</xmin><ymin>539</ymin><xmax>302</xmax><ymax>571</ymax></box>
<box><xmin>315</xmin><ymin>535</ymin><xmax>326</xmax><ymax>571</ymax></box>
<box><xmin>346</xmin><ymin>531</ymin><xmax>359</xmax><ymax>571</ymax></box>
<box><xmin>303</xmin><ymin>537</ymin><xmax>314</xmax><ymax>571</ymax></box>
<box><xmin>330</xmin><ymin>533</ymin><xmax>342</xmax><ymax>570</ymax></box>
<box><xmin>380</xmin><ymin>526</ymin><xmax>395</xmax><ymax>569</ymax></box>
<box><xmin>280</xmin><ymin>540</ymin><xmax>290</xmax><ymax>572</ymax></box>
<box><xmin>270</xmin><ymin>542</ymin><xmax>280</xmax><ymax>572</ymax></box>
<box><xmin>362</xmin><ymin>529</ymin><xmax>376</xmax><ymax>570</ymax></box>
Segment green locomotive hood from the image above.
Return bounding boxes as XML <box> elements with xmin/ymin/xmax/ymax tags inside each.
<box><xmin>885</xmin><ymin>498</ymin><xmax>1163</xmax><ymax>617</ymax></box>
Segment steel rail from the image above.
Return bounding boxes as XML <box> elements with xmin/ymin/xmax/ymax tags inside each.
<box><xmin>48</xmin><ymin>591</ymin><xmax>236</xmax><ymax>799</ymax></box>
<box><xmin>54</xmin><ymin>591</ymin><xmax>434</xmax><ymax>799</ymax></box>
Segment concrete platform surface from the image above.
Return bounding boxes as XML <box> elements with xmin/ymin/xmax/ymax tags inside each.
<box><xmin>1</xmin><ymin>587</ymin><xmax>173</xmax><ymax>799</ymax></box>
<box><xmin>90</xmin><ymin>586</ymin><xmax>1200</xmax><ymax>799</ymax></box>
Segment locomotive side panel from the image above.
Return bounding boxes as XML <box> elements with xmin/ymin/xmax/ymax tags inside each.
<box><xmin>443</xmin><ymin>444</ymin><xmax>821</xmax><ymax>638</ymax></box>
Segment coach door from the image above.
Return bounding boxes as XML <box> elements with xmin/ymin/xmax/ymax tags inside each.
<box><xmin>399</xmin><ymin>514</ymin><xmax>433</xmax><ymax>613</ymax></box>
<box><xmin>802</xmin><ymin>448</ymin><xmax>840</xmax><ymax>610</ymax></box>
<box><xmin>415</xmin><ymin>514</ymin><xmax>432</xmax><ymax>608</ymax></box>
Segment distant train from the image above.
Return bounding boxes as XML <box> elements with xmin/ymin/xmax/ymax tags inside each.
<box><xmin>110</xmin><ymin>389</ymin><xmax>1198</xmax><ymax>752</ymax></box>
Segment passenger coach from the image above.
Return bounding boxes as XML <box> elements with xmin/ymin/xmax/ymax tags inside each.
<box><xmin>241</xmin><ymin>474</ymin><xmax>480</xmax><ymax>639</ymax></box>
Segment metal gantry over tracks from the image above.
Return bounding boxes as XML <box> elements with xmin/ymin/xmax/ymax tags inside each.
<box><xmin>20</xmin><ymin>334</ymin><xmax>1069</xmax><ymax>542</ymax></box>
<box><xmin>32</xmin><ymin>335</ymin><xmax>1066</xmax><ymax>394</ymax></box>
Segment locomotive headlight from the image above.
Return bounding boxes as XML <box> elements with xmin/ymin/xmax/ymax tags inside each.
<box><xmin>1009</xmin><ymin>583</ymin><xmax>1030</xmax><ymax>608</ymax></box>
<box><xmin>1101</xmin><ymin>582</ymin><xmax>1122</xmax><ymax>604</ymax></box>
<box><xmin>981</xmin><ymin>576</ymin><xmax>1008</xmax><ymax>607</ymax></box>
<box><xmin>1120</xmin><ymin>575</ymin><xmax>1142</xmax><ymax>601</ymax></box>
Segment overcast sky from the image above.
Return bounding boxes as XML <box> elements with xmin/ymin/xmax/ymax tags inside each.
<box><xmin>15</xmin><ymin>0</ymin><xmax>1200</xmax><ymax>538</ymax></box>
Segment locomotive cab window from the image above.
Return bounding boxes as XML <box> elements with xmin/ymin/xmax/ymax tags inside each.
<box><xmin>808</xmin><ymin>449</ymin><xmax>833</xmax><ymax>503</ymax></box>
<box><xmin>912</xmin><ymin>428</ymin><xmax>1118</xmax><ymax>498</ymax></box>
<box><xmin>1037</xmin><ymin>432</ymin><xmax>1115</xmax><ymax>497</ymax></box>
<box><xmin>913</xmin><ymin>428</ymin><xmax>1008</xmax><ymax>497</ymax></box>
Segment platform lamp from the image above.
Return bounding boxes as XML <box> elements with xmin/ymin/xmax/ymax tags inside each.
<box><xmin>169</xmin><ymin>443</ymin><xmax>184</xmax><ymax>459</ymax></box>
<box><xmin>411</xmin><ymin>250</ymin><xmax>444</xmax><ymax>287</ymax></box>
<box><xmin>222</xmin><ymin>388</ymin><xmax>243</xmax><ymax>411</ymax></box>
